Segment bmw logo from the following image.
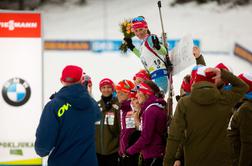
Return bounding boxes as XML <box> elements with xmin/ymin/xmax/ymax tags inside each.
<box><xmin>2</xmin><ymin>78</ymin><xmax>31</xmax><ymax>107</ymax></box>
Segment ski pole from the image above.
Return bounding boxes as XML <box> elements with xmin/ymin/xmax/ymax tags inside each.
<box><xmin>157</xmin><ymin>1</ymin><xmax>168</xmax><ymax>49</ymax></box>
<box><xmin>157</xmin><ymin>1</ymin><xmax>172</xmax><ymax>67</ymax></box>
<box><xmin>157</xmin><ymin>1</ymin><xmax>173</xmax><ymax>125</ymax></box>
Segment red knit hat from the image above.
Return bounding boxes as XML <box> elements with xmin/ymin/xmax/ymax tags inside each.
<box><xmin>137</xmin><ymin>82</ymin><xmax>154</xmax><ymax>96</ymax></box>
<box><xmin>99</xmin><ymin>78</ymin><xmax>114</xmax><ymax>91</ymax></box>
<box><xmin>133</xmin><ymin>69</ymin><xmax>151</xmax><ymax>81</ymax></box>
<box><xmin>215</xmin><ymin>63</ymin><xmax>232</xmax><ymax>72</ymax></box>
<box><xmin>61</xmin><ymin>65</ymin><xmax>83</xmax><ymax>83</ymax></box>
<box><xmin>190</xmin><ymin>65</ymin><xmax>204</xmax><ymax>85</ymax></box>
<box><xmin>194</xmin><ymin>66</ymin><xmax>216</xmax><ymax>84</ymax></box>
<box><xmin>131</xmin><ymin>16</ymin><xmax>148</xmax><ymax>30</ymax></box>
<box><xmin>130</xmin><ymin>90</ymin><xmax>137</xmax><ymax>99</ymax></box>
<box><xmin>116</xmin><ymin>80</ymin><xmax>135</xmax><ymax>93</ymax></box>
<box><xmin>238</xmin><ymin>73</ymin><xmax>252</xmax><ymax>92</ymax></box>
<box><xmin>181</xmin><ymin>75</ymin><xmax>191</xmax><ymax>93</ymax></box>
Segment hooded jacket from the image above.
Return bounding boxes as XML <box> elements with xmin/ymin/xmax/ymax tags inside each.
<box><xmin>95</xmin><ymin>95</ymin><xmax>120</xmax><ymax>155</ymax></box>
<box><xmin>228</xmin><ymin>92</ymin><xmax>252</xmax><ymax>166</ymax></box>
<box><xmin>127</xmin><ymin>95</ymin><xmax>167</xmax><ymax>159</ymax></box>
<box><xmin>35</xmin><ymin>84</ymin><xmax>101</xmax><ymax>166</ymax></box>
<box><xmin>119</xmin><ymin>100</ymin><xmax>138</xmax><ymax>156</ymax></box>
<box><xmin>164</xmin><ymin>69</ymin><xmax>249</xmax><ymax>166</ymax></box>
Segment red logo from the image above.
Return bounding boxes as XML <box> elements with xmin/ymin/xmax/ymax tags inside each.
<box><xmin>0</xmin><ymin>13</ymin><xmax>41</xmax><ymax>38</ymax></box>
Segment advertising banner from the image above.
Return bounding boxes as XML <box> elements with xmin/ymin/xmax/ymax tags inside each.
<box><xmin>43</xmin><ymin>39</ymin><xmax>201</xmax><ymax>52</ymax></box>
<box><xmin>0</xmin><ymin>12</ymin><xmax>42</xmax><ymax>166</ymax></box>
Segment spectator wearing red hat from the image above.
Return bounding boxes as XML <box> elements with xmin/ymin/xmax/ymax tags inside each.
<box><xmin>60</xmin><ymin>65</ymin><xmax>83</xmax><ymax>83</ymax></box>
<box><xmin>35</xmin><ymin>65</ymin><xmax>101</xmax><ymax>166</ymax></box>
<box><xmin>133</xmin><ymin>69</ymin><xmax>151</xmax><ymax>85</ymax></box>
<box><xmin>215</xmin><ymin>63</ymin><xmax>233</xmax><ymax>89</ymax></box>
<box><xmin>95</xmin><ymin>78</ymin><xmax>120</xmax><ymax>166</ymax></box>
<box><xmin>173</xmin><ymin>47</ymin><xmax>206</xmax><ymax>166</ymax></box>
<box><xmin>115</xmin><ymin>80</ymin><xmax>140</xmax><ymax>166</ymax></box>
<box><xmin>123</xmin><ymin>16</ymin><xmax>169</xmax><ymax>94</ymax></box>
<box><xmin>126</xmin><ymin>80</ymin><xmax>167</xmax><ymax>166</ymax></box>
<box><xmin>175</xmin><ymin>74</ymin><xmax>192</xmax><ymax>103</ymax></box>
<box><xmin>228</xmin><ymin>72</ymin><xmax>252</xmax><ymax>166</ymax></box>
<box><xmin>238</xmin><ymin>73</ymin><xmax>252</xmax><ymax>93</ymax></box>
<box><xmin>193</xmin><ymin>66</ymin><xmax>217</xmax><ymax>84</ymax></box>
<box><xmin>163</xmin><ymin>67</ymin><xmax>249</xmax><ymax>166</ymax></box>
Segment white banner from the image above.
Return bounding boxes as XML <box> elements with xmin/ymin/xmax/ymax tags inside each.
<box><xmin>0</xmin><ymin>12</ymin><xmax>42</xmax><ymax>165</ymax></box>
<box><xmin>170</xmin><ymin>35</ymin><xmax>195</xmax><ymax>75</ymax></box>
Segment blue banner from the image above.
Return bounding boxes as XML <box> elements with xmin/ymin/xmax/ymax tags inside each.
<box><xmin>44</xmin><ymin>39</ymin><xmax>201</xmax><ymax>52</ymax></box>
<box><xmin>90</xmin><ymin>39</ymin><xmax>200</xmax><ymax>53</ymax></box>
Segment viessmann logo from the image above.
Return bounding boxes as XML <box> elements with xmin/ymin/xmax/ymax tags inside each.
<box><xmin>0</xmin><ymin>20</ymin><xmax>37</xmax><ymax>31</ymax></box>
<box><xmin>2</xmin><ymin>78</ymin><xmax>31</xmax><ymax>107</ymax></box>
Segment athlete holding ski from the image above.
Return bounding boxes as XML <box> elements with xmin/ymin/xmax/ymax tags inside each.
<box><xmin>124</xmin><ymin>16</ymin><xmax>169</xmax><ymax>94</ymax></box>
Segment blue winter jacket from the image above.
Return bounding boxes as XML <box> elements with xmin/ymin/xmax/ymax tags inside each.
<box><xmin>35</xmin><ymin>84</ymin><xmax>101</xmax><ymax>166</ymax></box>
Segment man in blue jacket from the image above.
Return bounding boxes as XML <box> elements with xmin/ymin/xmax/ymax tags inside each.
<box><xmin>35</xmin><ymin>65</ymin><xmax>101</xmax><ymax>166</ymax></box>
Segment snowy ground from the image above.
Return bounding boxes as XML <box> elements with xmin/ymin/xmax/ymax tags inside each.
<box><xmin>37</xmin><ymin>0</ymin><xmax>252</xmax><ymax>104</ymax></box>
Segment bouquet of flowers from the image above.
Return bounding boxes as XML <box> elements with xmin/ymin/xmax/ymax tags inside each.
<box><xmin>119</xmin><ymin>19</ymin><xmax>135</xmax><ymax>53</ymax></box>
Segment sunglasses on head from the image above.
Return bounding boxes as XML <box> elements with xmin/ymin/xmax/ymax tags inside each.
<box><xmin>132</xmin><ymin>16</ymin><xmax>145</xmax><ymax>23</ymax></box>
<box><xmin>135</xmin><ymin>84</ymin><xmax>148</xmax><ymax>91</ymax></box>
<box><xmin>122</xmin><ymin>80</ymin><xmax>131</xmax><ymax>89</ymax></box>
<box><xmin>130</xmin><ymin>88</ymin><xmax>137</xmax><ymax>93</ymax></box>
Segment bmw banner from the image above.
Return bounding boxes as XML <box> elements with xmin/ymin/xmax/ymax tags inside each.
<box><xmin>0</xmin><ymin>12</ymin><xmax>42</xmax><ymax>165</ymax></box>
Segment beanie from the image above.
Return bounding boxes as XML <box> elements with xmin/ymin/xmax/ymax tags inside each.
<box><xmin>194</xmin><ymin>66</ymin><xmax>216</xmax><ymax>84</ymax></box>
<box><xmin>181</xmin><ymin>75</ymin><xmax>191</xmax><ymax>93</ymax></box>
<box><xmin>130</xmin><ymin>90</ymin><xmax>137</xmax><ymax>99</ymax></box>
<box><xmin>131</xmin><ymin>16</ymin><xmax>148</xmax><ymax>30</ymax></box>
<box><xmin>61</xmin><ymin>65</ymin><xmax>83</xmax><ymax>83</ymax></box>
<box><xmin>215</xmin><ymin>63</ymin><xmax>232</xmax><ymax>72</ymax></box>
<box><xmin>116</xmin><ymin>80</ymin><xmax>135</xmax><ymax>93</ymax></box>
<box><xmin>136</xmin><ymin>82</ymin><xmax>154</xmax><ymax>96</ymax></box>
<box><xmin>99</xmin><ymin>78</ymin><xmax>114</xmax><ymax>91</ymax></box>
<box><xmin>238</xmin><ymin>73</ymin><xmax>252</xmax><ymax>92</ymax></box>
<box><xmin>133</xmin><ymin>69</ymin><xmax>151</xmax><ymax>81</ymax></box>
<box><xmin>190</xmin><ymin>65</ymin><xmax>204</xmax><ymax>85</ymax></box>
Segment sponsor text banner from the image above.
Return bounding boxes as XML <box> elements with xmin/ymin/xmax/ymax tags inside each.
<box><xmin>0</xmin><ymin>13</ymin><xmax>41</xmax><ymax>38</ymax></box>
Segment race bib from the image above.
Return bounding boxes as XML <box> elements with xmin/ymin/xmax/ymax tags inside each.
<box><xmin>104</xmin><ymin>112</ymin><xmax>115</xmax><ymax>125</ymax></box>
<box><xmin>125</xmin><ymin>111</ymin><xmax>135</xmax><ymax>129</ymax></box>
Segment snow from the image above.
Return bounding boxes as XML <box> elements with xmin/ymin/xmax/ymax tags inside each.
<box><xmin>37</xmin><ymin>0</ymin><xmax>252</xmax><ymax>104</ymax></box>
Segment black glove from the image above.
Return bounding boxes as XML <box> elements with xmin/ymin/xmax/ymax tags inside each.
<box><xmin>152</xmin><ymin>36</ymin><xmax>161</xmax><ymax>50</ymax></box>
<box><xmin>123</xmin><ymin>37</ymin><xmax>135</xmax><ymax>51</ymax></box>
<box><xmin>175</xmin><ymin>95</ymin><xmax>181</xmax><ymax>102</ymax></box>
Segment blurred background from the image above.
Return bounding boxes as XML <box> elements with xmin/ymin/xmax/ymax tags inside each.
<box><xmin>1</xmin><ymin>0</ymin><xmax>252</xmax><ymax>117</ymax></box>
<box><xmin>0</xmin><ymin>0</ymin><xmax>251</xmax><ymax>164</ymax></box>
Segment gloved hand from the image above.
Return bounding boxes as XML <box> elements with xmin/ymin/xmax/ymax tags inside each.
<box><xmin>123</xmin><ymin>37</ymin><xmax>135</xmax><ymax>51</ymax></box>
<box><xmin>193</xmin><ymin>46</ymin><xmax>201</xmax><ymax>59</ymax></box>
<box><xmin>175</xmin><ymin>95</ymin><xmax>181</xmax><ymax>102</ymax></box>
<box><xmin>152</xmin><ymin>36</ymin><xmax>161</xmax><ymax>50</ymax></box>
